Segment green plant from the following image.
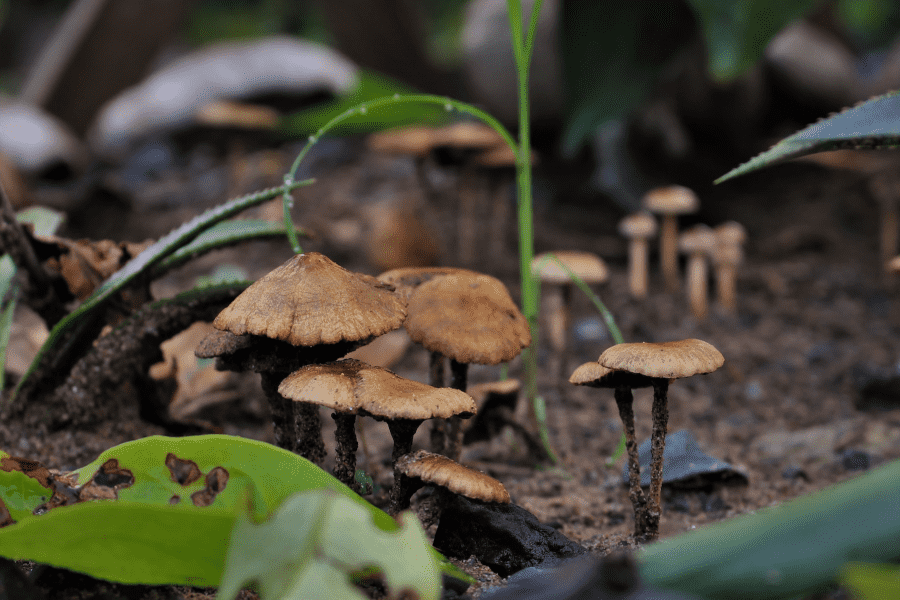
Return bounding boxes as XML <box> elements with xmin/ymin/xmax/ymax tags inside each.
<box><xmin>0</xmin><ymin>435</ymin><xmax>458</xmax><ymax>592</ymax></box>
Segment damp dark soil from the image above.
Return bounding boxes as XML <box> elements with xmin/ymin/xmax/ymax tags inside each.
<box><xmin>3</xmin><ymin>138</ymin><xmax>900</xmax><ymax>599</ymax></box>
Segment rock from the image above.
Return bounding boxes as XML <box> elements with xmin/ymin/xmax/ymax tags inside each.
<box><xmin>433</xmin><ymin>495</ymin><xmax>585</xmax><ymax>577</ymax></box>
<box><xmin>624</xmin><ymin>429</ymin><xmax>747</xmax><ymax>489</ymax></box>
<box><xmin>480</xmin><ymin>553</ymin><xmax>705</xmax><ymax>600</ymax></box>
<box><xmin>89</xmin><ymin>36</ymin><xmax>359</xmax><ymax>157</ymax></box>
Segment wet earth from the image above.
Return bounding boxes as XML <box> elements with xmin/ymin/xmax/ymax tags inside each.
<box><xmin>2</xmin><ymin>136</ymin><xmax>900</xmax><ymax>599</ymax></box>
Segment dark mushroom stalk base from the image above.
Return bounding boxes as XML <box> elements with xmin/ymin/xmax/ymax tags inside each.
<box><xmin>383</xmin><ymin>418</ymin><xmax>424</xmax><ymax>515</ymax></box>
<box><xmin>444</xmin><ymin>358</ymin><xmax>469</xmax><ymax>461</ymax></box>
<box><xmin>331</xmin><ymin>412</ymin><xmax>359</xmax><ymax>490</ymax></box>
<box><xmin>613</xmin><ymin>386</ymin><xmax>655</xmax><ymax>538</ymax></box>
<box><xmin>428</xmin><ymin>352</ymin><xmax>447</xmax><ymax>454</ymax></box>
<box><xmin>645</xmin><ymin>378</ymin><xmax>671</xmax><ymax>541</ymax></box>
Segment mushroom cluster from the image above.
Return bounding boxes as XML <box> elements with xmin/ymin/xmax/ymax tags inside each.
<box><xmin>570</xmin><ymin>339</ymin><xmax>724</xmax><ymax>540</ymax></box>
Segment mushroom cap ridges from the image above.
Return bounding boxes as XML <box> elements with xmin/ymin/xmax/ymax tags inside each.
<box><xmin>404</xmin><ymin>272</ymin><xmax>531</xmax><ymax>365</ymax></box>
<box><xmin>396</xmin><ymin>450</ymin><xmax>510</xmax><ymax>503</ymax></box>
<box><xmin>531</xmin><ymin>251</ymin><xmax>608</xmax><ymax>285</ymax></box>
<box><xmin>278</xmin><ymin>359</ymin><xmax>476</xmax><ymax>420</ymax></box>
<box><xmin>213</xmin><ymin>252</ymin><xmax>406</xmax><ymax>346</ymax></box>
<box><xmin>643</xmin><ymin>185</ymin><xmax>699</xmax><ymax>215</ymax></box>
<box><xmin>598</xmin><ymin>339</ymin><xmax>724</xmax><ymax>380</ymax></box>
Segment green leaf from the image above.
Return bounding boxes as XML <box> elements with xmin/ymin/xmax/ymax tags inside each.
<box><xmin>640</xmin><ymin>458</ymin><xmax>900</xmax><ymax>599</ymax></box>
<box><xmin>840</xmin><ymin>562</ymin><xmax>900</xmax><ymax>600</ymax></box>
<box><xmin>13</xmin><ymin>182</ymin><xmax>310</xmax><ymax>401</ymax></box>
<box><xmin>153</xmin><ymin>219</ymin><xmax>303</xmax><ymax>277</ymax></box>
<box><xmin>280</xmin><ymin>70</ymin><xmax>448</xmax><ymax>137</ymax></box>
<box><xmin>717</xmin><ymin>91</ymin><xmax>900</xmax><ymax>183</ymax></box>
<box><xmin>687</xmin><ymin>0</ymin><xmax>817</xmax><ymax>82</ymax></box>
<box><xmin>218</xmin><ymin>490</ymin><xmax>440</xmax><ymax>600</ymax></box>
<box><xmin>559</xmin><ymin>3</ymin><xmax>697</xmax><ymax>154</ymax></box>
<box><xmin>0</xmin><ymin>435</ymin><xmax>466</xmax><ymax>587</ymax></box>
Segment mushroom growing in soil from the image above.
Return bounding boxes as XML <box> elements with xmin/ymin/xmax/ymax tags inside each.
<box><xmin>394</xmin><ymin>449</ymin><xmax>510</xmax><ymax>518</ymax></box>
<box><xmin>571</xmin><ymin>339</ymin><xmax>724</xmax><ymax>540</ymax></box>
<box><xmin>679</xmin><ymin>224</ymin><xmax>716</xmax><ymax>321</ymax></box>
<box><xmin>197</xmin><ymin>252</ymin><xmax>406</xmax><ymax>463</ymax></box>
<box><xmin>618</xmin><ymin>212</ymin><xmax>658</xmax><ymax>299</ymax></box>
<box><xmin>643</xmin><ymin>185</ymin><xmax>699</xmax><ymax>293</ymax></box>
<box><xmin>403</xmin><ymin>271</ymin><xmax>531</xmax><ymax>460</ymax></box>
<box><xmin>712</xmin><ymin>221</ymin><xmax>747</xmax><ymax>313</ymax></box>
<box><xmin>278</xmin><ymin>358</ymin><xmax>476</xmax><ymax>511</ymax></box>
<box><xmin>530</xmin><ymin>251</ymin><xmax>608</xmax><ymax>382</ymax></box>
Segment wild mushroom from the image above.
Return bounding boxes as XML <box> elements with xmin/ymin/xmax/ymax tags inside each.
<box><xmin>395</xmin><ymin>449</ymin><xmax>510</xmax><ymax>517</ymax></box>
<box><xmin>530</xmin><ymin>251</ymin><xmax>608</xmax><ymax>382</ymax></box>
<box><xmin>198</xmin><ymin>252</ymin><xmax>406</xmax><ymax>463</ymax></box>
<box><xmin>643</xmin><ymin>185</ymin><xmax>699</xmax><ymax>293</ymax></box>
<box><xmin>278</xmin><ymin>359</ymin><xmax>476</xmax><ymax>511</ymax></box>
<box><xmin>574</xmin><ymin>339</ymin><xmax>724</xmax><ymax>540</ymax></box>
<box><xmin>618</xmin><ymin>212</ymin><xmax>658</xmax><ymax>298</ymax></box>
<box><xmin>712</xmin><ymin>221</ymin><xmax>747</xmax><ymax>314</ymax></box>
<box><xmin>678</xmin><ymin>224</ymin><xmax>716</xmax><ymax>320</ymax></box>
<box><xmin>404</xmin><ymin>271</ymin><xmax>531</xmax><ymax>460</ymax></box>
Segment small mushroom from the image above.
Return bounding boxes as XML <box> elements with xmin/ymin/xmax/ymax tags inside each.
<box><xmin>643</xmin><ymin>186</ymin><xmax>699</xmax><ymax>293</ymax></box>
<box><xmin>574</xmin><ymin>339</ymin><xmax>724</xmax><ymax>540</ymax></box>
<box><xmin>531</xmin><ymin>251</ymin><xmax>608</xmax><ymax>382</ymax></box>
<box><xmin>199</xmin><ymin>252</ymin><xmax>407</xmax><ymax>463</ymax></box>
<box><xmin>618</xmin><ymin>212</ymin><xmax>658</xmax><ymax>299</ymax></box>
<box><xmin>395</xmin><ymin>449</ymin><xmax>510</xmax><ymax>517</ymax></box>
<box><xmin>712</xmin><ymin>221</ymin><xmax>747</xmax><ymax>314</ymax></box>
<box><xmin>678</xmin><ymin>224</ymin><xmax>716</xmax><ymax>321</ymax></box>
<box><xmin>279</xmin><ymin>359</ymin><xmax>476</xmax><ymax>511</ymax></box>
<box><xmin>403</xmin><ymin>271</ymin><xmax>531</xmax><ymax>460</ymax></box>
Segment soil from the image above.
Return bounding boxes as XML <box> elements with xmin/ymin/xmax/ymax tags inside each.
<box><xmin>3</xmin><ymin>137</ymin><xmax>900</xmax><ymax>599</ymax></box>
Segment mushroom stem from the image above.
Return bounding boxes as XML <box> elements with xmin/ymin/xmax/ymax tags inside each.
<box><xmin>395</xmin><ymin>473</ymin><xmax>425</xmax><ymax>513</ymax></box>
<box><xmin>429</xmin><ymin>352</ymin><xmax>447</xmax><ymax>454</ymax></box>
<box><xmin>614</xmin><ymin>386</ymin><xmax>651</xmax><ymax>538</ymax></box>
<box><xmin>331</xmin><ymin>412</ymin><xmax>359</xmax><ymax>490</ymax></box>
<box><xmin>628</xmin><ymin>238</ymin><xmax>650</xmax><ymax>299</ymax></box>
<box><xmin>294</xmin><ymin>401</ymin><xmax>326</xmax><ymax>465</ymax></box>
<box><xmin>686</xmin><ymin>251</ymin><xmax>709</xmax><ymax>320</ymax></box>
<box><xmin>715</xmin><ymin>262</ymin><xmax>738</xmax><ymax>313</ymax></box>
<box><xmin>387</xmin><ymin>418</ymin><xmax>424</xmax><ymax>514</ymax></box>
<box><xmin>445</xmin><ymin>359</ymin><xmax>469</xmax><ymax>461</ymax></box>
<box><xmin>646</xmin><ymin>379</ymin><xmax>671</xmax><ymax>541</ymax></box>
<box><xmin>259</xmin><ymin>372</ymin><xmax>296</xmax><ymax>452</ymax></box>
<box><xmin>660</xmin><ymin>215</ymin><xmax>680</xmax><ymax>292</ymax></box>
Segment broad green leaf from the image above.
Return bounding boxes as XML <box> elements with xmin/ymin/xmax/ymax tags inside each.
<box><xmin>0</xmin><ymin>435</ymin><xmax>467</xmax><ymax>586</ymax></box>
<box><xmin>840</xmin><ymin>562</ymin><xmax>900</xmax><ymax>600</ymax></box>
<box><xmin>640</xmin><ymin>458</ymin><xmax>900</xmax><ymax>599</ymax></box>
<box><xmin>687</xmin><ymin>0</ymin><xmax>817</xmax><ymax>82</ymax></box>
<box><xmin>717</xmin><ymin>91</ymin><xmax>900</xmax><ymax>183</ymax></box>
<box><xmin>13</xmin><ymin>182</ymin><xmax>310</xmax><ymax>401</ymax></box>
<box><xmin>153</xmin><ymin>219</ymin><xmax>304</xmax><ymax>277</ymax></box>
<box><xmin>559</xmin><ymin>2</ymin><xmax>694</xmax><ymax>155</ymax></box>
<box><xmin>218</xmin><ymin>490</ymin><xmax>440</xmax><ymax>600</ymax></box>
<box><xmin>280</xmin><ymin>70</ymin><xmax>448</xmax><ymax>137</ymax></box>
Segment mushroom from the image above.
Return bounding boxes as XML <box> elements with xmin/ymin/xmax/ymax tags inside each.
<box><xmin>643</xmin><ymin>186</ymin><xmax>699</xmax><ymax>293</ymax></box>
<box><xmin>403</xmin><ymin>271</ymin><xmax>531</xmax><ymax>460</ymax></box>
<box><xmin>278</xmin><ymin>359</ymin><xmax>476</xmax><ymax>511</ymax></box>
<box><xmin>395</xmin><ymin>449</ymin><xmax>510</xmax><ymax>517</ymax></box>
<box><xmin>572</xmin><ymin>339</ymin><xmax>724</xmax><ymax>540</ymax></box>
<box><xmin>198</xmin><ymin>252</ymin><xmax>407</xmax><ymax>463</ymax></box>
<box><xmin>530</xmin><ymin>251</ymin><xmax>609</xmax><ymax>382</ymax></box>
<box><xmin>712</xmin><ymin>221</ymin><xmax>747</xmax><ymax>314</ymax></box>
<box><xmin>678</xmin><ymin>224</ymin><xmax>716</xmax><ymax>321</ymax></box>
<box><xmin>618</xmin><ymin>212</ymin><xmax>658</xmax><ymax>298</ymax></box>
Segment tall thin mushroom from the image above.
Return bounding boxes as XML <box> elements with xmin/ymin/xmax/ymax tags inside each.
<box><xmin>643</xmin><ymin>186</ymin><xmax>699</xmax><ymax>293</ymax></box>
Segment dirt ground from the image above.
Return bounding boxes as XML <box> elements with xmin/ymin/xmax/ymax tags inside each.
<box><xmin>3</xmin><ymin>137</ymin><xmax>900</xmax><ymax>599</ymax></box>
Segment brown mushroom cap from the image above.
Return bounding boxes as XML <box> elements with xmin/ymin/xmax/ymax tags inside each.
<box><xmin>618</xmin><ymin>212</ymin><xmax>658</xmax><ymax>239</ymax></box>
<box><xmin>597</xmin><ymin>339</ymin><xmax>724</xmax><ymax>380</ymax></box>
<box><xmin>377</xmin><ymin>266</ymin><xmax>480</xmax><ymax>300</ymax></box>
<box><xmin>889</xmin><ymin>255</ymin><xmax>900</xmax><ymax>273</ymax></box>
<box><xmin>679</xmin><ymin>224</ymin><xmax>717</xmax><ymax>254</ymax></box>
<box><xmin>714</xmin><ymin>221</ymin><xmax>747</xmax><ymax>246</ymax></box>
<box><xmin>530</xmin><ymin>251</ymin><xmax>609</xmax><ymax>285</ymax></box>
<box><xmin>396</xmin><ymin>450</ymin><xmax>510</xmax><ymax>503</ymax></box>
<box><xmin>568</xmin><ymin>362</ymin><xmax>654</xmax><ymax>389</ymax></box>
<box><xmin>278</xmin><ymin>359</ymin><xmax>476</xmax><ymax>420</ymax></box>
<box><xmin>367</xmin><ymin>126</ymin><xmax>438</xmax><ymax>157</ymax></box>
<box><xmin>643</xmin><ymin>185</ymin><xmax>699</xmax><ymax>215</ymax></box>
<box><xmin>404</xmin><ymin>272</ymin><xmax>531</xmax><ymax>365</ymax></box>
<box><xmin>213</xmin><ymin>252</ymin><xmax>406</xmax><ymax>346</ymax></box>
<box><xmin>433</xmin><ymin>122</ymin><xmax>505</xmax><ymax>150</ymax></box>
